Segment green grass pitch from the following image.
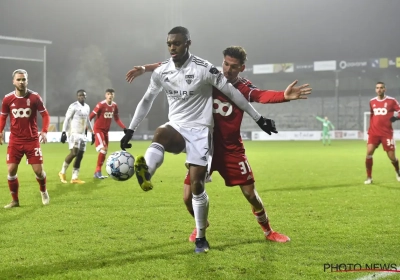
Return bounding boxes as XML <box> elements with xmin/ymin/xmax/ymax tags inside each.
<box><xmin>0</xmin><ymin>140</ymin><xmax>399</xmax><ymax>280</ymax></box>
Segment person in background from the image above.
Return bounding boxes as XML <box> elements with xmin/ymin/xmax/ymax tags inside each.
<box><xmin>0</xmin><ymin>69</ymin><xmax>50</xmax><ymax>208</ymax></box>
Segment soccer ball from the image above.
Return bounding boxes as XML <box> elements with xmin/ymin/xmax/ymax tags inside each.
<box><xmin>105</xmin><ymin>151</ymin><xmax>135</xmax><ymax>181</ymax></box>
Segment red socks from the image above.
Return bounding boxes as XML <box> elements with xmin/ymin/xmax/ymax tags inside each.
<box><xmin>96</xmin><ymin>153</ymin><xmax>106</xmax><ymax>173</ymax></box>
<box><xmin>252</xmin><ymin>208</ymin><xmax>272</xmax><ymax>232</ymax></box>
<box><xmin>8</xmin><ymin>176</ymin><xmax>19</xmax><ymax>201</ymax></box>
<box><xmin>366</xmin><ymin>157</ymin><xmax>373</xmax><ymax>178</ymax></box>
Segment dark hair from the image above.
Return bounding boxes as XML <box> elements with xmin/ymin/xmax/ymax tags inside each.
<box><xmin>223</xmin><ymin>46</ymin><xmax>247</xmax><ymax>65</ymax></box>
<box><xmin>168</xmin><ymin>26</ymin><xmax>190</xmax><ymax>41</ymax></box>
<box><xmin>105</xmin><ymin>88</ymin><xmax>115</xmax><ymax>93</ymax></box>
<box><xmin>76</xmin><ymin>89</ymin><xmax>86</xmax><ymax>95</ymax></box>
<box><xmin>376</xmin><ymin>81</ymin><xmax>385</xmax><ymax>87</ymax></box>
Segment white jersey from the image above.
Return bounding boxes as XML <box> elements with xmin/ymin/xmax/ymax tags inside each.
<box><xmin>128</xmin><ymin>53</ymin><xmax>262</xmax><ymax>132</ymax></box>
<box><xmin>152</xmin><ymin>55</ymin><xmax>226</xmax><ymax>128</ymax></box>
<box><xmin>62</xmin><ymin>101</ymin><xmax>90</xmax><ymax>135</ymax></box>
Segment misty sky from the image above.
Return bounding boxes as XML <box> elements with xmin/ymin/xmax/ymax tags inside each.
<box><xmin>0</xmin><ymin>0</ymin><xmax>399</xmax><ymax>125</ymax></box>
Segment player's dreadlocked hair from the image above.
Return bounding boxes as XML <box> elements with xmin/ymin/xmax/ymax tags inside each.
<box><xmin>168</xmin><ymin>26</ymin><xmax>191</xmax><ymax>41</ymax></box>
<box><xmin>223</xmin><ymin>46</ymin><xmax>247</xmax><ymax>65</ymax></box>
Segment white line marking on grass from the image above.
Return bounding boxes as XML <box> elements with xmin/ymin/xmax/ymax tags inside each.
<box><xmin>354</xmin><ymin>267</ymin><xmax>400</xmax><ymax>280</ymax></box>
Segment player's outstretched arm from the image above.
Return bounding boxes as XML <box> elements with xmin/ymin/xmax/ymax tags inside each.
<box><xmin>283</xmin><ymin>80</ymin><xmax>312</xmax><ymax>100</ymax></box>
<box><xmin>219</xmin><ymin>83</ymin><xmax>277</xmax><ymax>135</ymax></box>
<box><xmin>121</xmin><ymin>73</ymin><xmax>162</xmax><ymax>150</ymax></box>
<box><xmin>315</xmin><ymin>116</ymin><xmax>324</xmax><ymax>122</ymax></box>
<box><xmin>126</xmin><ymin>63</ymin><xmax>161</xmax><ymax>83</ymax></box>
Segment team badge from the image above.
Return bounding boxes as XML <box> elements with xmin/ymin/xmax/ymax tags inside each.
<box><xmin>185</xmin><ymin>75</ymin><xmax>194</xmax><ymax>85</ymax></box>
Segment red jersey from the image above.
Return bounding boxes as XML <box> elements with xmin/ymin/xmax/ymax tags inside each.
<box><xmin>1</xmin><ymin>90</ymin><xmax>47</xmax><ymax>143</ymax></box>
<box><xmin>212</xmin><ymin>77</ymin><xmax>286</xmax><ymax>153</ymax></box>
<box><xmin>368</xmin><ymin>95</ymin><xmax>400</xmax><ymax>137</ymax></box>
<box><xmin>90</xmin><ymin>100</ymin><xmax>125</xmax><ymax>132</ymax></box>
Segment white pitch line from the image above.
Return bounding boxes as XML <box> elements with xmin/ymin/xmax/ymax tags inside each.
<box><xmin>354</xmin><ymin>267</ymin><xmax>400</xmax><ymax>280</ymax></box>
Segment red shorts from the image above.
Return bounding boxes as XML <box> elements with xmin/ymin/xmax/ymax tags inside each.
<box><xmin>7</xmin><ymin>140</ymin><xmax>43</xmax><ymax>164</ymax></box>
<box><xmin>184</xmin><ymin>152</ymin><xmax>255</xmax><ymax>187</ymax></box>
<box><xmin>367</xmin><ymin>134</ymin><xmax>395</xmax><ymax>151</ymax></box>
<box><xmin>94</xmin><ymin>130</ymin><xmax>109</xmax><ymax>151</ymax></box>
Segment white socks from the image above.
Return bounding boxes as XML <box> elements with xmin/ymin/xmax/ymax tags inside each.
<box><xmin>72</xmin><ymin>168</ymin><xmax>80</xmax><ymax>180</ymax></box>
<box><xmin>192</xmin><ymin>191</ymin><xmax>209</xmax><ymax>239</ymax></box>
<box><xmin>144</xmin><ymin>143</ymin><xmax>165</xmax><ymax>176</ymax></box>
<box><xmin>61</xmin><ymin>161</ymin><xmax>69</xmax><ymax>174</ymax></box>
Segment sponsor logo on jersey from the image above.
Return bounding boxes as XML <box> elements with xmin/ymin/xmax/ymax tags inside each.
<box><xmin>185</xmin><ymin>75</ymin><xmax>194</xmax><ymax>85</ymax></box>
<box><xmin>104</xmin><ymin>112</ymin><xmax>113</xmax><ymax>118</ymax></box>
<box><xmin>26</xmin><ymin>99</ymin><xmax>30</xmax><ymax>106</ymax></box>
<box><xmin>12</xmin><ymin>108</ymin><xmax>32</xmax><ymax>118</ymax></box>
<box><xmin>373</xmin><ymin>108</ymin><xmax>387</xmax><ymax>115</ymax></box>
<box><xmin>213</xmin><ymin>99</ymin><xmax>233</xmax><ymax>116</ymax></box>
<box><xmin>164</xmin><ymin>77</ymin><xmax>170</xmax><ymax>82</ymax></box>
<box><xmin>11</xmin><ymin>103</ymin><xmax>15</xmax><ymax>107</ymax></box>
<box><xmin>164</xmin><ymin>89</ymin><xmax>194</xmax><ymax>100</ymax></box>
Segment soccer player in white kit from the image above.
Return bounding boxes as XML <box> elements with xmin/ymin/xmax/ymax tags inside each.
<box><xmin>120</xmin><ymin>26</ymin><xmax>276</xmax><ymax>253</ymax></box>
<box><xmin>58</xmin><ymin>90</ymin><xmax>93</xmax><ymax>184</ymax></box>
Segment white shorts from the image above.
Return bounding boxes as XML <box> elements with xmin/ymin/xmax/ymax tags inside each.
<box><xmin>166</xmin><ymin>122</ymin><xmax>212</xmax><ymax>167</ymax></box>
<box><xmin>68</xmin><ymin>133</ymin><xmax>87</xmax><ymax>151</ymax></box>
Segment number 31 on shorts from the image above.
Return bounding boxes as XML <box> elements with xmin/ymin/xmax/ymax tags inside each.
<box><xmin>386</xmin><ymin>138</ymin><xmax>395</xmax><ymax>146</ymax></box>
<box><xmin>238</xmin><ymin>160</ymin><xmax>252</xmax><ymax>175</ymax></box>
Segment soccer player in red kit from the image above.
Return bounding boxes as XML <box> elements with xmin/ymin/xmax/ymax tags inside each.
<box><xmin>0</xmin><ymin>69</ymin><xmax>50</xmax><ymax>208</ymax></box>
<box><xmin>90</xmin><ymin>89</ymin><xmax>127</xmax><ymax>179</ymax></box>
<box><xmin>125</xmin><ymin>46</ymin><xmax>312</xmax><ymax>243</ymax></box>
<box><xmin>364</xmin><ymin>82</ymin><xmax>400</xmax><ymax>184</ymax></box>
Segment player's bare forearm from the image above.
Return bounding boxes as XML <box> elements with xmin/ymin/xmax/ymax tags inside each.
<box><xmin>144</xmin><ymin>63</ymin><xmax>161</xmax><ymax>72</ymax></box>
<box><xmin>126</xmin><ymin>63</ymin><xmax>161</xmax><ymax>83</ymax></box>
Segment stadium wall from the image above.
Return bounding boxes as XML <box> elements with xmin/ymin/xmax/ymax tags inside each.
<box><xmin>2</xmin><ymin>130</ymin><xmax>381</xmax><ymax>143</ymax></box>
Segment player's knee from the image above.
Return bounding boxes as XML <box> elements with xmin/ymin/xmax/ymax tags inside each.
<box><xmin>32</xmin><ymin>166</ymin><xmax>44</xmax><ymax>178</ymax></box>
<box><xmin>154</xmin><ymin>125</ymin><xmax>185</xmax><ymax>153</ymax></box>
<box><xmin>190</xmin><ymin>180</ymin><xmax>205</xmax><ymax>193</ymax></box>
<box><xmin>35</xmin><ymin>170</ymin><xmax>46</xmax><ymax>179</ymax></box>
<box><xmin>7</xmin><ymin>165</ymin><xmax>17</xmax><ymax>176</ymax></box>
